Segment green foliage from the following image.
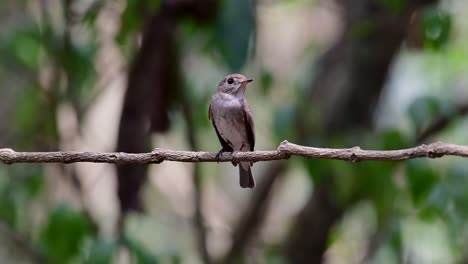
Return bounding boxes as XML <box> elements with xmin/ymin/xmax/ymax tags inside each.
<box><xmin>214</xmin><ymin>0</ymin><xmax>254</xmax><ymax>71</ymax></box>
<box><xmin>263</xmin><ymin>245</ymin><xmax>287</xmax><ymax>264</ymax></box>
<box><xmin>259</xmin><ymin>69</ymin><xmax>274</xmax><ymax>96</ymax></box>
<box><xmin>14</xmin><ymin>86</ymin><xmax>58</xmax><ymax>147</ymax></box>
<box><xmin>405</xmin><ymin>160</ymin><xmax>438</xmax><ymax>206</ymax></box>
<box><xmin>61</xmin><ymin>41</ymin><xmax>97</xmax><ymax>106</ymax></box>
<box><xmin>82</xmin><ymin>239</ymin><xmax>117</xmax><ymax>264</ymax></box>
<box><xmin>0</xmin><ymin>192</ymin><xmax>17</xmax><ymax>227</ymax></box>
<box><xmin>117</xmin><ymin>0</ymin><xmax>161</xmax><ymax>52</ymax></box>
<box><xmin>407</xmin><ymin>96</ymin><xmax>453</xmax><ymax>136</ymax></box>
<box><xmin>388</xmin><ymin>220</ymin><xmax>403</xmax><ymax>257</ymax></box>
<box><xmin>8</xmin><ymin>28</ymin><xmax>43</xmax><ymax>71</ymax></box>
<box><xmin>379</xmin><ymin>0</ymin><xmax>406</xmax><ymax>14</ymax></box>
<box><xmin>0</xmin><ymin>166</ymin><xmax>44</xmax><ymax>228</ymax></box>
<box><xmin>273</xmin><ymin>106</ymin><xmax>295</xmax><ymax>142</ymax></box>
<box><xmin>0</xmin><ymin>25</ymin><xmax>42</xmax><ymax>72</ymax></box>
<box><xmin>40</xmin><ymin>205</ymin><xmax>93</xmax><ymax>264</ymax></box>
<box><xmin>378</xmin><ymin>129</ymin><xmax>409</xmax><ymax>150</ymax></box>
<box><xmin>422</xmin><ymin>7</ymin><xmax>451</xmax><ymax>50</ymax></box>
<box><xmin>117</xmin><ymin>0</ymin><xmax>161</xmax><ymax>47</ymax></box>
<box><xmin>124</xmin><ymin>236</ymin><xmax>159</xmax><ymax>264</ymax></box>
<box><xmin>423</xmin><ymin>163</ymin><xmax>468</xmax><ymax>220</ymax></box>
<box><xmin>351</xmin><ymin>21</ymin><xmax>377</xmax><ymax>39</ymax></box>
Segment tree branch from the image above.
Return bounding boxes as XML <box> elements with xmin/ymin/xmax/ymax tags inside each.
<box><xmin>417</xmin><ymin>101</ymin><xmax>468</xmax><ymax>142</ymax></box>
<box><xmin>1</xmin><ymin>141</ymin><xmax>468</xmax><ymax>164</ymax></box>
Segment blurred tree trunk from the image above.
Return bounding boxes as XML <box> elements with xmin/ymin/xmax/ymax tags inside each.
<box><xmin>115</xmin><ymin>1</ymin><xmax>217</xmax><ymax>263</ymax></box>
<box><xmin>115</xmin><ymin>0</ymin><xmax>217</xmax><ymax>218</ymax></box>
<box><xmin>286</xmin><ymin>1</ymin><xmax>438</xmax><ymax>263</ymax></box>
<box><xmin>116</xmin><ymin>10</ymin><xmax>178</xmax><ymax>215</ymax></box>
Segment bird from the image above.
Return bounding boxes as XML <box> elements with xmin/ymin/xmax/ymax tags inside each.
<box><xmin>209</xmin><ymin>74</ymin><xmax>256</xmax><ymax>188</ymax></box>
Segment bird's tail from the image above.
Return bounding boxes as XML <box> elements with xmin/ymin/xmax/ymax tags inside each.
<box><xmin>239</xmin><ymin>162</ymin><xmax>255</xmax><ymax>188</ymax></box>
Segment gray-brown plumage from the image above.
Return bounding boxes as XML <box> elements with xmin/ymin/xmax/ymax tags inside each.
<box><xmin>209</xmin><ymin>74</ymin><xmax>256</xmax><ymax>188</ymax></box>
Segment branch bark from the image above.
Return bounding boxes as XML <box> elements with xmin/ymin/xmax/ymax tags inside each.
<box><xmin>1</xmin><ymin>141</ymin><xmax>468</xmax><ymax>164</ymax></box>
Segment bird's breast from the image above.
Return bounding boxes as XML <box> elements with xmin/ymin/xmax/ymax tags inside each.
<box><xmin>210</xmin><ymin>94</ymin><xmax>248</xmax><ymax>150</ymax></box>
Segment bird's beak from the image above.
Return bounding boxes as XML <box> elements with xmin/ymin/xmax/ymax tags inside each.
<box><xmin>242</xmin><ymin>78</ymin><xmax>254</xmax><ymax>84</ymax></box>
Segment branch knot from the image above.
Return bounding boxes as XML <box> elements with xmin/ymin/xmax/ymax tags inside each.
<box><xmin>350</xmin><ymin>146</ymin><xmax>362</xmax><ymax>162</ymax></box>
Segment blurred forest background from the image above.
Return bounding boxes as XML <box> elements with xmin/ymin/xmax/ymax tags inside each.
<box><xmin>1</xmin><ymin>0</ymin><xmax>468</xmax><ymax>263</ymax></box>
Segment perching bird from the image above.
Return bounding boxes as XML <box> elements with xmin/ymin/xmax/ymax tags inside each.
<box><xmin>209</xmin><ymin>74</ymin><xmax>256</xmax><ymax>188</ymax></box>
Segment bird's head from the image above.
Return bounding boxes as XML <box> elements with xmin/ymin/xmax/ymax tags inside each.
<box><xmin>216</xmin><ymin>74</ymin><xmax>254</xmax><ymax>96</ymax></box>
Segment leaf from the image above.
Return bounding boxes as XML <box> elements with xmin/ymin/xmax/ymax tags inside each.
<box><xmin>419</xmin><ymin>162</ymin><xmax>468</xmax><ymax>239</ymax></box>
<box><xmin>422</xmin><ymin>7</ymin><xmax>451</xmax><ymax>50</ymax></box>
<box><xmin>124</xmin><ymin>236</ymin><xmax>159</xmax><ymax>264</ymax></box>
<box><xmin>116</xmin><ymin>0</ymin><xmax>161</xmax><ymax>47</ymax></box>
<box><xmin>23</xmin><ymin>173</ymin><xmax>44</xmax><ymax>198</ymax></box>
<box><xmin>40</xmin><ymin>205</ymin><xmax>93</xmax><ymax>264</ymax></box>
<box><xmin>405</xmin><ymin>159</ymin><xmax>438</xmax><ymax>206</ymax></box>
<box><xmin>273</xmin><ymin>106</ymin><xmax>294</xmax><ymax>142</ymax></box>
<box><xmin>351</xmin><ymin>21</ymin><xmax>377</xmax><ymax>39</ymax></box>
<box><xmin>62</xmin><ymin>41</ymin><xmax>97</xmax><ymax>105</ymax></box>
<box><xmin>13</xmin><ymin>86</ymin><xmax>57</xmax><ymax>147</ymax></box>
<box><xmin>407</xmin><ymin>96</ymin><xmax>440</xmax><ymax>134</ymax></box>
<box><xmin>10</xmin><ymin>28</ymin><xmax>42</xmax><ymax>70</ymax></box>
<box><xmin>82</xmin><ymin>239</ymin><xmax>116</xmax><ymax>264</ymax></box>
<box><xmin>355</xmin><ymin>161</ymin><xmax>398</xmax><ymax>219</ymax></box>
<box><xmin>264</xmin><ymin>245</ymin><xmax>287</xmax><ymax>264</ymax></box>
<box><xmin>378</xmin><ymin>129</ymin><xmax>409</xmax><ymax>150</ymax></box>
<box><xmin>214</xmin><ymin>0</ymin><xmax>254</xmax><ymax>71</ymax></box>
<box><xmin>0</xmin><ymin>194</ymin><xmax>17</xmax><ymax>227</ymax></box>
<box><xmin>379</xmin><ymin>0</ymin><xmax>406</xmax><ymax>14</ymax></box>
<box><xmin>260</xmin><ymin>69</ymin><xmax>274</xmax><ymax>96</ymax></box>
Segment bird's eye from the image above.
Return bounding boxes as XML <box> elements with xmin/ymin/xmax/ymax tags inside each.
<box><xmin>227</xmin><ymin>78</ymin><xmax>234</xmax><ymax>84</ymax></box>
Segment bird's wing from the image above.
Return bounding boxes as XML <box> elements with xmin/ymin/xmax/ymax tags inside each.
<box><xmin>241</xmin><ymin>99</ymin><xmax>255</xmax><ymax>151</ymax></box>
<box><xmin>209</xmin><ymin>103</ymin><xmax>233</xmax><ymax>151</ymax></box>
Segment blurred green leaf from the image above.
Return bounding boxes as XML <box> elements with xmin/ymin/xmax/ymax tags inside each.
<box><xmin>355</xmin><ymin>161</ymin><xmax>398</xmax><ymax>219</ymax></box>
<box><xmin>422</xmin><ymin>7</ymin><xmax>451</xmax><ymax>50</ymax></box>
<box><xmin>82</xmin><ymin>239</ymin><xmax>116</xmax><ymax>264</ymax></box>
<box><xmin>388</xmin><ymin>220</ymin><xmax>402</xmax><ymax>257</ymax></box>
<box><xmin>405</xmin><ymin>159</ymin><xmax>438</xmax><ymax>206</ymax></box>
<box><xmin>170</xmin><ymin>255</ymin><xmax>181</xmax><ymax>264</ymax></box>
<box><xmin>214</xmin><ymin>0</ymin><xmax>254</xmax><ymax>71</ymax></box>
<box><xmin>379</xmin><ymin>0</ymin><xmax>405</xmax><ymax>14</ymax></box>
<box><xmin>378</xmin><ymin>129</ymin><xmax>409</xmax><ymax>150</ymax></box>
<box><xmin>125</xmin><ymin>236</ymin><xmax>159</xmax><ymax>264</ymax></box>
<box><xmin>351</xmin><ymin>21</ymin><xmax>376</xmax><ymax>39</ymax></box>
<box><xmin>10</xmin><ymin>29</ymin><xmax>42</xmax><ymax>70</ymax></box>
<box><xmin>117</xmin><ymin>0</ymin><xmax>160</xmax><ymax>47</ymax></box>
<box><xmin>303</xmin><ymin>159</ymin><xmax>330</xmax><ymax>183</ymax></box>
<box><xmin>422</xmin><ymin>162</ymin><xmax>468</xmax><ymax>224</ymax></box>
<box><xmin>40</xmin><ymin>205</ymin><xmax>93</xmax><ymax>264</ymax></box>
<box><xmin>82</xmin><ymin>2</ymin><xmax>103</xmax><ymax>26</ymax></box>
<box><xmin>23</xmin><ymin>173</ymin><xmax>44</xmax><ymax>198</ymax></box>
<box><xmin>407</xmin><ymin>96</ymin><xmax>440</xmax><ymax>134</ymax></box>
<box><xmin>14</xmin><ymin>86</ymin><xmax>57</xmax><ymax>147</ymax></box>
<box><xmin>264</xmin><ymin>245</ymin><xmax>287</xmax><ymax>264</ymax></box>
<box><xmin>260</xmin><ymin>69</ymin><xmax>273</xmax><ymax>96</ymax></box>
<box><xmin>14</xmin><ymin>87</ymin><xmax>44</xmax><ymax>133</ymax></box>
<box><xmin>62</xmin><ymin>41</ymin><xmax>97</xmax><ymax>106</ymax></box>
<box><xmin>0</xmin><ymin>194</ymin><xmax>17</xmax><ymax>227</ymax></box>
<box><xmin>273</xmin><ymin>106</ymin><xmax>294</xmax><ymax>141</ymax></box>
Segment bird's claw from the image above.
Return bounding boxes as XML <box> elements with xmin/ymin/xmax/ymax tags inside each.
<box><xmin>215</xmin><ymin>150</ymin><xmax>223</xmax><ymax>164</ymax></box>
<box><xmin>216</xmin><ymin>149</ymin><xmax>235</xmax><ymax>164</ymax></box>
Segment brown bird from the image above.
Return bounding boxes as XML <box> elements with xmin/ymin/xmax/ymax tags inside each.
<box><xmin>209</xmin><ymin>74</ymin><xmax>256</xmax><ymax>188</ymax></box>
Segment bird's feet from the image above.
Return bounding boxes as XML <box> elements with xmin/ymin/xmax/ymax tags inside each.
<box><xmin>215</xmin><ymin>148</ymin><xmax>234</xmax><ymax>164</ymax></box>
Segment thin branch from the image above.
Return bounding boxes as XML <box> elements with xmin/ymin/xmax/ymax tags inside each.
<box><xmin>1</xmin><ymin>141</ymin><xmax>468</xmax><ymax>165</ymax></box>
<box><xmin>417</xmin><ymin>101</ymin><xmax>468</xmax><ymax>142</ymax></box>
